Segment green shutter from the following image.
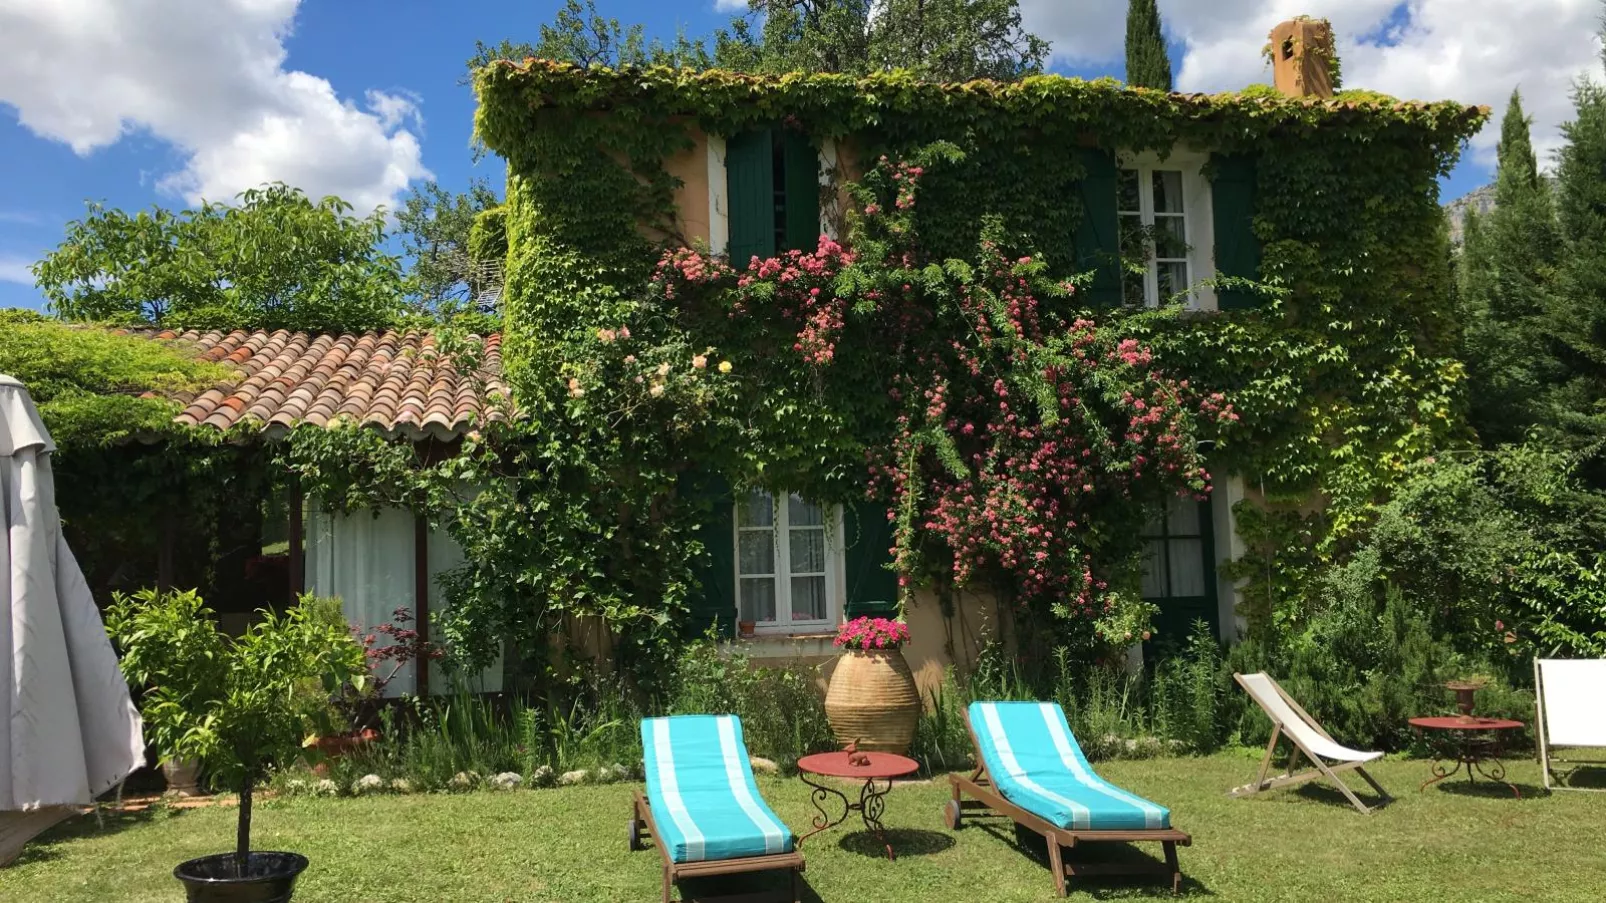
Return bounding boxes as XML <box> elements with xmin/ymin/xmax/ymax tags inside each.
<box><xmin>1074</xmin><ymin>148</ymin><xmax>1122</xmax><ymax>307</ymax></box>
<box><xmin>684</xmin><ymin>472</ymin><xmax>736</xmax><ymax>640</ymax></box>
<box><xmin>727</xmin><ymin>130</ymin><xmax>775</xmax><ymax>266</ymax></box>
<box><xmin>1211</xmin><ymin>154</ymin><xmax>1261</xmax><ymax>310</ymax></box>
<box><xmin>782</xmin><ymin>131</ymin><xmax>821</xmax><ymax>253</ymax></box>
<box><xmin>843</xmin><ymin>500</ymin><xmax>900</xmax><ymax>618</ymax></box>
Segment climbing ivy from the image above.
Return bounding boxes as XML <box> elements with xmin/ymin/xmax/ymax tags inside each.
<box><xmin>282</xmin><ymin>61</ymin><xmax>1485</xmax><ymax>677</ymax></box>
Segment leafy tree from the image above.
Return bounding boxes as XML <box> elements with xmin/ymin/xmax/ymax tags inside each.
<box><xmin>34</xmin><ymin>184</ymin><xmax>405</xmax><ymax>335</ymax></box>
<box><xmin>1459</xmin><ymin>90</ymin><xmax>1559</xmax><ymax>446</ymax></box>
<box><xmin>466</xmin><ymin>0</ymin><xmax>709</xmax><ymax>73</ymax></box>
<box><xmin>717</xmin><ymin>0</ymin><xmax>1047</xmax><ymax>81</ymax></box>
<box><xmin>1124</xmin><ymin>0</ymin><xmax>1172</xmax><ymax>91</ymax></box>
<box><xmin>395</xmin><ymin>178</ymin><xmax>503</xmax><ymax>311</ymax></box>
<box><xmin>472</xmin><ymin>0</ymin><xmax>1046</xmax><ymax>83</ymax></box>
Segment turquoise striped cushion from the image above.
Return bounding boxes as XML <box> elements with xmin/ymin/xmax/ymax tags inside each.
<box><xmin>641</xmin><ymin>715</ymin><xmax>795</xmax><ymax>863</ymax></box>
<box><xmin>970</xmin><ymin>701</ymin><xmax>1170</xmax><ymax>831</ymax></box>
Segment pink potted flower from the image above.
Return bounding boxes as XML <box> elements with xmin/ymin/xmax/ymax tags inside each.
<box><xmin>824</xmin><ymin>616</ymin><xmax>920</xmax><ymax>754</ymax></box>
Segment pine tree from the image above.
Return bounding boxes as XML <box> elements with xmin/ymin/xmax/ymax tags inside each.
<box><xmin>1124</xmin><ymin>0</ymin><xmax>1172</xmax><ymax>91</ymax></box>
<box><xmin>1459</xmin><ymin>89</ymin><xmax>1559</xmax><ymax>447</ymax></box>
<box><xmin>1548</xmin><ymin>74</ymin><xmax>1606</xmax><ymax>487</ymax></box>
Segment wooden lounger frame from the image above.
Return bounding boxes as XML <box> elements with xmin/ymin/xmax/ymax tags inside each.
<box><xmin>630</xmin><ymin>790</ymin><xmax>805</xmax><ymax>903</ymax></box>
<box><xmin>945</xmin><ymin>711</ymin><xmax>1190</xmax><ymax>896</ymax></box>
<box><xmin>1227</xmin><ymin>673</ymin><xmax>1391</xmax><ymax>814</ymax></box>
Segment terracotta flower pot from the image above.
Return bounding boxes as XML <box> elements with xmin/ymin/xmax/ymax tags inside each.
<box><xmin>310</xmin><ymin>729</ymin><xmax>379</xmax><ymax>777</ymax></box>
<box><xmin>824</xmin><ymin>647</ymin><xmax>921</xmax><ymax>754</ymax></box>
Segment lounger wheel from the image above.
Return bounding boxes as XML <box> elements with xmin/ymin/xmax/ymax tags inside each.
<box><xmin>627</xmin><ymin>817</ymin><xmax>643</xmax><ymax>851</ymax></box>
<box><xmin>943</xmin><ymin>799</ymin><xmax>962</xmax><ymax>830</ymax></box>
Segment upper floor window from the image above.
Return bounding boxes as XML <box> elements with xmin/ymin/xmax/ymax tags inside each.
<box><xmin>735</xmin><ymin>489</ymin><xmax>842</xmax><ymax>635</ymax></box>
<box><xmin>1117</xmin><ymin>151</ymin><xmax>1215</xmax><ymax>309</ymax></box>
<box><xmin>726</xmin><ymin>129</ymin><xmax>821</xmax><ymax>264</ymax></box>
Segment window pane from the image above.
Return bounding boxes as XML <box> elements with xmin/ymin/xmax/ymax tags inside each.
<box><xmin>738</xmin><ymin>489</ymin><xmax>774</xmax><ymax>527</ymax></box>
<box><xmin>1167</xmin><ymin>496</ymin><xmax>1200</xmax><ymax>535</ymax></box>
<box><xmin>739</xmin><ymin>532</ymin><xmax>775</xmax><ymax>574</ymax></box>
<box><xmin>1140</xmin><ymin>509</ymin><xmax>1166</xmax><ymax>538</ymax></box>
<box><xmin>1140</xmin><ymin>539</ymin><xmax>1167</xmax><ymax>597</ymax></box>
<box><xmin>1154</xmin><ymin>215</ymin><xmax>1188</xmax><ymax>259</ymax></box>
<box><xmin>788</xmin><ymin>493</ymin><xmax>824</xmax><ymax>526</ymax></box>
<box><xmin>790</xmin><ymin>528</ymin><xmax>826</xmax><ymax>573</ymax></box>
<box><xmin>1167</xmin><ymin>538</ymin><xmax>1206</xmax><ymax>597</ymax></box>
<box><xmin>1118</xmin><ymin>169</ymin><xmax>1141</xmax><ymax>213</ymax></box>
<box><xmin>791</xmin><ymin>576</ymin><xmax>828</xmax><ymax>621</ymax></box>
<box><xmin>1157</xmin><ymin>261</ymin><xmax>1188</xmax><ymax>299</ymax></box>
<box><xmin>1152</xmin><ymin>170</ymin><xmax>1185</xmax><ymax>214</ymax></box>
<box><xmin>740</xmin><ymin>577</ymin><xmax>777</xmax><ymax>622</ymax></box>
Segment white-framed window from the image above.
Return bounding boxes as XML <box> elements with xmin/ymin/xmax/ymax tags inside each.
<box><xmin>735</xmin><ymin>489</ymin><xmax>845</xmax><ymax>635</ymax></box>
<box><xmin>1117</xmin><ymin>150</ymin><xmax>1216</xmax><ymax>310</ymax></box>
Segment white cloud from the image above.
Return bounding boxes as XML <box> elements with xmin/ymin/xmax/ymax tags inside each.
<box><xmin>1021</xmin><ymin>1</ymin><xmax>1603</xmax><ymax>167</ymax></box>
<box><xmin>0</xmin><ymin>255</ymin><xmax>35</xmax><ymax>286</ymax></box>
<box><xmin>0</xmin><ymin>0</ymin><xmax>431</xmax><ymax>214</ymax></box>
<box><xmin>712</xmin><ymin>0</ymin><xmax>747</xmax><ymax>12</ymax></box>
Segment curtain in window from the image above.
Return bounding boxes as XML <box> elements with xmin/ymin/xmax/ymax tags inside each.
<box><xmin>1139</xmin><ymin>497</ymin><xmax>1206</xmax><ymax>599</ymax></box>
<box><xmin>305</xmin><ymin>502</ymin><xmax>416</xmax><ymax>697</ymax></box>
<box><xmin>425</xmin><ymin>523</ymin><xmax>504</xmax><ymax>694</ymax></box>
<box><xmin>305</xmin><ymin>502</ymin><xmax>503</xmax><ymax>696</ymax></box>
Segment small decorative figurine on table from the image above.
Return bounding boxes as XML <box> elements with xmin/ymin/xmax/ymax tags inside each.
<box><xmin>842</xmin><ymin>738</ymin><xmax>870</xmax><ymax>767</ymax></box>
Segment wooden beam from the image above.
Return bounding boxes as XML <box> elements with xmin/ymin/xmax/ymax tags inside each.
<box><xmin>414</xmin><ymin>513</ymin><xmax>430</xmax><ymax>698</ymax></box>
<box><xmin>288</xmin><ymin>478</ymin><xmax>304</xmax><ymax>599</ymax></box>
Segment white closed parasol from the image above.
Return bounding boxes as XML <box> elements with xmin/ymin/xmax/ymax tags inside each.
<box><xmin>0</xmin><ymin>374</ymin><xmax>144</xmax><ymax>865</ymax></box>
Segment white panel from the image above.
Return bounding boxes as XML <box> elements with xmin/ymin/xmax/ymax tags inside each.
<box><xmin>1539</xmin><ymin>659</ymin><xmax>1606</xmax><ymax>747</ymax></box>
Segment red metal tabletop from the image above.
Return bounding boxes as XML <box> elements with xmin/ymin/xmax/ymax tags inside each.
<box><xmin>1408</xmin><ymin>716</ymin><xmax>1524</xmax><ymax>731</ymax></box>
<box><xmin>796</xmin><ymin>751</ymin><xmax>919</xmax><ymax>780</ymax></box>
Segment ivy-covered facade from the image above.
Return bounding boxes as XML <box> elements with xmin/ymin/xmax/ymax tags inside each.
<box><xmin>459</xmin><ymin>60</ymin><xmax>1484</xmax><ymax>686</ymax></box>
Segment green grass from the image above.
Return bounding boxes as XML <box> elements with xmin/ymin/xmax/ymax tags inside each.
<box><xmin>5</xmin><ymin>753</ymin><xmax>1605</xmax><ymax>902</ymax></box>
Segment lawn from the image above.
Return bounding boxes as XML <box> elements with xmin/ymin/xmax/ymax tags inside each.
<box><xmin>5</xmin><ymin>753</ymin><xmax>1605</xmax><ymax>902</ymax></box>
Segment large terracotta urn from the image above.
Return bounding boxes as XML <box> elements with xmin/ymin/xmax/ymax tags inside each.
<box><xmin>824</xmin><ymin>648</ymin><xmax>921</xmax><ymax>754</ymax></box>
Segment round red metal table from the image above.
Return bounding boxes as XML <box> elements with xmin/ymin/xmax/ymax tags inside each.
<box><xmin>1408</xmin><ymin>716</ymin><xmax>1526</xmax><ymax>797</ymax></box>
<box><xmin>795</xmin><ymin>751</ymin><xmax>919</xmax><ymax>860</ymax></box>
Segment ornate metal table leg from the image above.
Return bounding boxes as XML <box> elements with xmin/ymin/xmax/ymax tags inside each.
<box><xmin>1419</xmin><ymin>757</ymin><xmax>1464</xmax><ymax>792</ymax></box>
<box><xmin>1470</xmin><ymin>756</ymin><xmax>1521</xmax><ymax>798</ymax></box>
<box><xmin>797</xmin><ymin>773</ymin><xmax>850</xmax><ymax>849</ymax></box>
<box><xmin>857</xmin><ymin>777</ymin><xmax>895</xmax><ymax>860</ymax></box>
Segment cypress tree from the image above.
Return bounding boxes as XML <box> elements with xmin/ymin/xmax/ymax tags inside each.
<box><xmin>1460</xmin><ymin>89</ymin><xmax>1559</xmax><ymax>447</ymax></box>
<box><xmin>1125</xmin><ymin>0</ymin><xmax>1172</xmax><ymax>91</ymax></box>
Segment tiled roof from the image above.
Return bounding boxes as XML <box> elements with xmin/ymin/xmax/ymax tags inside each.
<box><xmin>134</xmin><ymin>328</ymin><xmax>510</xmax><ymax>441</ymax></box>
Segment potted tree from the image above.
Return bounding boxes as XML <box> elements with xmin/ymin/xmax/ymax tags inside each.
<box><xmin>107</xmin><ymin>589</ymin><xmax>365</xmax><ymax>902</ymax></box>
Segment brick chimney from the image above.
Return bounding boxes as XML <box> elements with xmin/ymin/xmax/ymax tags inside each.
<box><xmin>1269</xmin><ymin>17</ymin><xmax>1335</xmax><ymax>99</ymax></box>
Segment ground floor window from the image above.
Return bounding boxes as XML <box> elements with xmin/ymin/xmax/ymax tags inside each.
<box><xmin>305</xmin><ymin>501</ymin><xmax>503</xmax><ymax>696</ymax></box>
<box><xmin>1140</xmin><ymin>495</ymin><xmax>1218</xmax><ymax>645</ymax></box>
<box><xmin>735</xmin><ymin>489</ymin><xmax>843</xmax><ymax>635</ymax></box>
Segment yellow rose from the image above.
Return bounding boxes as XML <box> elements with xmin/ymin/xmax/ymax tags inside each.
<box><xmin>718</xmin><ymin>360</ymin><xmax>732</xmax><ymax>374</ymax></box>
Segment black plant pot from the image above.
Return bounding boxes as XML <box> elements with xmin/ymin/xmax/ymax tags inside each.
<box><xmin>174</xmin><ymin>852</ymin><xmax>309</xmax><ymax>903</ymax></box>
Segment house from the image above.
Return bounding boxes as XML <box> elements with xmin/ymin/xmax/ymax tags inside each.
<box><xmin>469</xmin><ymin>17</ymin><xmax>1485</xmax><ymax>694</ymax></box>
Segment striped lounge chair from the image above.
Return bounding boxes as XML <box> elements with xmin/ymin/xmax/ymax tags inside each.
<box><xmin>945</xmin><ymin>701</ymin><xmax>1191</xmax><ymax>896</ymax></box>
<box><xmin>629</xmin><ymin>715</ymin><xmax>804</xmax><ymax>903</ymax></box>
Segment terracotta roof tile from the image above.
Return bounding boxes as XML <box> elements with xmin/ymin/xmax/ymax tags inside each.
<box><xmin>127</xmin><ymin>328</ymin><xmax>512</xmax><ymax>440</ymax></box>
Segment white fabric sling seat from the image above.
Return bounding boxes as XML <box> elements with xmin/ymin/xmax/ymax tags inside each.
<box><xmin>1229</xmin><ymin>672</ymin><xmax>1390</xmax><ymax>814</ymax></box>
<box><xmin>1535</xmin><ymin>659</ymin><xmax>1606</xmax><ymax>792</ymax></box>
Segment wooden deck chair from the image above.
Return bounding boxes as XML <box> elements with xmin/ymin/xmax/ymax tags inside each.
<box><xmin>1229</xmin><ymin>672</ymin><xmax>1390</xmax><ymax>814</ymax></box>
<box><xmin>1535</xmin><ymin>659</ymin><xmax>1606</xmax><ymax>792</ymax></box>
<box><xmin>628</xmin><ymin>715</ymin><xmax>804</xmax><ymax>903</ymax></box>
<box><xmin>945</xmin><ymin>701</ymin><xmax>1191</xmax><ymax>897</ymax></box>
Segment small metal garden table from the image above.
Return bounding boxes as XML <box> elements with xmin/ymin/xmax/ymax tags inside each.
<box><xmin>795</xmin><ymin>751</ymin><xmax>919</xmax><ymax>860</ymax></box>
<box><xmin>1408</xmin><ymin>716</ymin><xmax>1526</xmax><ymax>797</ymax></box>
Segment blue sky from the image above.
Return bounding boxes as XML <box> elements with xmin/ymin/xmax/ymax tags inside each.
<box><xmin>3</xmin><ymin>0</ymin><xmax>1585</xmax><ymax>314</ymax></box>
